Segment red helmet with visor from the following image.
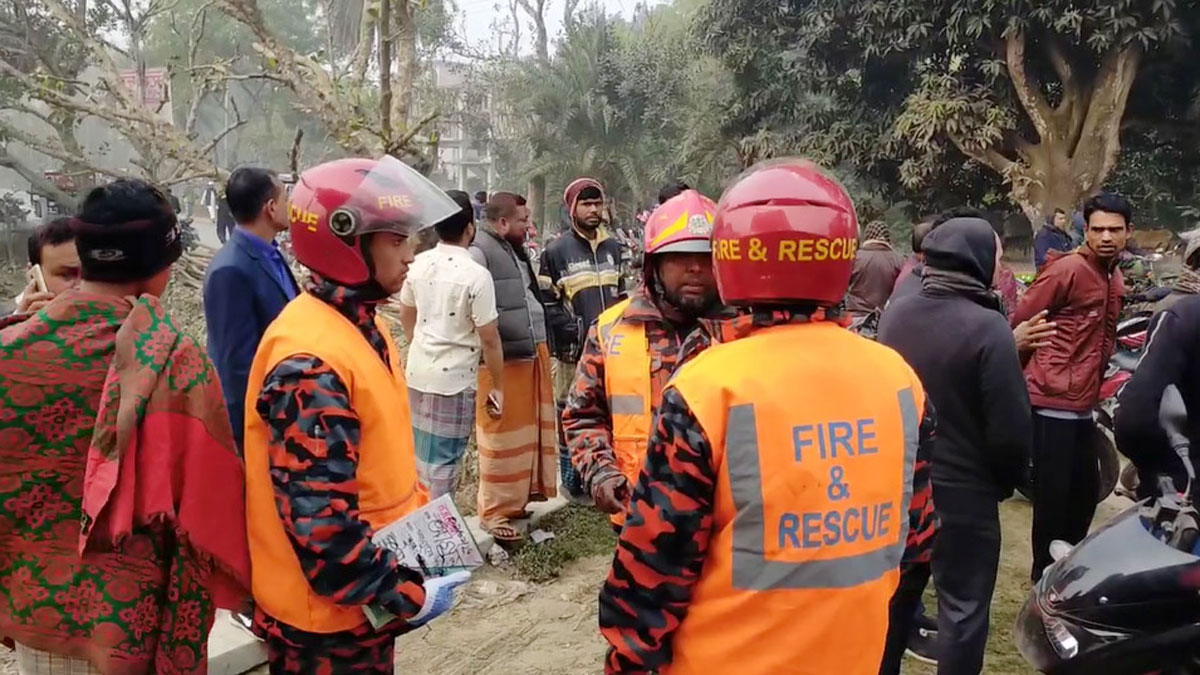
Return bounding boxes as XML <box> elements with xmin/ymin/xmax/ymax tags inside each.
<box><xmin>288</xmin><ymin>156</ymin><xmax>459</xmax><ymax>287</ymax></box>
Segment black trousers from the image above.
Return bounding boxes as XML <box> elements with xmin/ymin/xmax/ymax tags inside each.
<box><xmin>931</xmin><ymin>484</ymin><xmax>1001</xmax><ymax>675</ymax></box>
<box><xmin>217</xmin><ymin>217</ymin><xmax>235</xmax><ymax>244</ymax></box>
<box><xmin>879</xmin><ymin>561</ymin><xmax>931</xmax><ymax>675</ymax></box>
<box><xmin>1031</xmin><ymin>414</ymin><xmax>1098</xmax><ymax>581</ymax></box>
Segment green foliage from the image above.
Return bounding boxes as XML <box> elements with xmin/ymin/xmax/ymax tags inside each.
<box><xmin>700</xmin><ymin>0</ymin><xmax>1200</xmax><ymax>222</ymax></box>
<box><xmin>477</xmin><ymin>3</ymin><xmax>740</xmax><ymax>221</ymax></box>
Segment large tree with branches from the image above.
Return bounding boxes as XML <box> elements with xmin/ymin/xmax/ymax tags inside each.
<box><xmin>704</xmin><ymin>0</ymin><xmax>1200</xmax><ymax>226</ymax></box>
<box><xmin>0</xmin><ymin>0</ymin><xmax>453</xmax><ymax>210</ymax></box>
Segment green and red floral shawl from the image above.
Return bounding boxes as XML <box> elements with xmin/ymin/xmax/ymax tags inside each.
<box><xmin>0</xmin><ymin>291</ymin><xmax>250</xmax><ymax>674</ymax></box>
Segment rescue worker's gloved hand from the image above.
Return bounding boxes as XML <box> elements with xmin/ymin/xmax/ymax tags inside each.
<box><xmin>409</xmin><ymin>570</ymin><xmax>471</xmax><ymax>627</ymax></box>
<box><xmin>592</xmin><ymin>475</ymin><xmax>630</xmax><ymax>515</ymax></box>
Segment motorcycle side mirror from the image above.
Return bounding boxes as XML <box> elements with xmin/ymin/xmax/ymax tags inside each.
<box><xmin>1049</xmin><ymin>540</ymin><xmax>1073</xmax><ymax>562</ymax></box>
<box><xmin>1160</xmin><ymin>385</ymin><xmax>1196</xmax><ymax>497</ymax></box>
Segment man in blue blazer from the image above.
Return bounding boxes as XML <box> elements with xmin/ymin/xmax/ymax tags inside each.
<box><xmin>203</xmin><ymin>167</ymin><xmax>298</xmax><ymax>450</ymax></box>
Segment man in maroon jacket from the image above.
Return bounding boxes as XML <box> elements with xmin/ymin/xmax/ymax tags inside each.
<box><xmin>1013</xmin><ymin>192</ymin><xmax>1131</xmax><ymax>581</ymax></box>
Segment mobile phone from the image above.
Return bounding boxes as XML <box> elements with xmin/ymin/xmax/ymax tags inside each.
<box><xmin>30</xmin><ymin>264</ymin><xmax>47</xmax><ymax>293</ymax></box>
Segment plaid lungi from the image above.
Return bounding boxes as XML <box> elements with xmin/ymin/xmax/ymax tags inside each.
<box><xmin>14</xmin><ymin>644</ymin><xmax>102</xmax><ymax>675</ymax></box>
<box><xmin>409</xmin><ymin>387</ymin><xmax>476</xmax><ymax>499</ymax></box>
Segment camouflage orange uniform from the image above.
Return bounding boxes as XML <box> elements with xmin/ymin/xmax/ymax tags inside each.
<box><xmin>563</xmin><ymin>284</ymin><xmax>726</xmax><ymax>496</ymax></box>
<box><xmin>598</xmin><ymin>309</ymin><xmax>937</xmax><ymax>675</ymax></box>
<box><xmin>252</xmin><ymin>275</ymin><xmax>426</xmax><ymax>672</ymax></box>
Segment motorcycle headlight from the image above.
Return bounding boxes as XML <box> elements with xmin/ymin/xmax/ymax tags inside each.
<box><xmin>1044</xmin><ymin>615</ymin><xmax>1080</xmax><ymax>660</ymax></box>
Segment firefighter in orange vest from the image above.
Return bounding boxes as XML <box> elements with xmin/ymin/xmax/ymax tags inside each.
<box><xmin>562</xmin><ymin>189</ymin><xmax>724</xmax><ymax>527</ymax></box>
<box><xmin>598</xmin><ymin>158</ymin><xmax>938</xmax><ymax>675</ymax></box>
<box><xmin>243</xmin><ymin>157</ymin><xmax>470</xmax><ymax>672</ymax></box>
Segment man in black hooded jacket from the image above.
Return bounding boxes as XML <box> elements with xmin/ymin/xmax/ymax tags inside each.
<box><xmin>878</xmin><ymin>214</ymin><xmax>1033</xmax><ymax>675</ymax></box>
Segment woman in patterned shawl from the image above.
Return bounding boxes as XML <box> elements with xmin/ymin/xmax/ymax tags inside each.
<box><xmin>0</xmin><ymin>179</ymin><xmax>251</xmax><ymax>674</ymax></box>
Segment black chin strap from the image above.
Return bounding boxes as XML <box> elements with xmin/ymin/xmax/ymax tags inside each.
<box><xmin>648</xmin><ymin>258</ymin><xmax>710</xmax><ymax>321</ymax></box>
<box><xmin>353</xmin><ymin>235</ymin><xmax>390</xmax><ymax>302</ymax></box>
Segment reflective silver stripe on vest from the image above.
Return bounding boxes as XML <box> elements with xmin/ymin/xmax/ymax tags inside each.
<box><xmin>728</xmin><ymin>387</ymin><xmax>919</xmax><ymax>590</ymax></box>
<box><xmin>609</xmin><ymin>394</ymin><xmax>646</xmax><ymax>416</ymax></box>
<box><xmin>599</xmin><ymin>319</ymin><xmax>616</xmax><ymax>346</ymax></box>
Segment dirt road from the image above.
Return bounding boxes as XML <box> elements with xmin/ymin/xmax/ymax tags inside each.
<box><xmin>0</xmin><ymin>499</ymin><xmax>1132</xmax><ymax>675</ymax></box>
<box><xmin>391</xmin><ymin>556</ymin><xmax>609</xmax><ymax>675</ymax></box>
<box><xmin>0</xmin><ymin>556</ymin><xmax>611</xmax><ymax>675</ymax></box>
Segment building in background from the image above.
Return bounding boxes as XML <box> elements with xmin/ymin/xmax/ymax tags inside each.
<box><xmin>431</xmin><ymin>60</ymin><xmax>505</xmax><ymax>194</ymax></box>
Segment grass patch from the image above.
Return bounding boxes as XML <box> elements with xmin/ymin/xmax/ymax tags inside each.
<box><xmin>512</xmin><ymin>503</ymin><xmax>617</xmax><ymax>583</ymax></box>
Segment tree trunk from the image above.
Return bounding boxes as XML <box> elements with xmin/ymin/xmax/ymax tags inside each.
<box><xmin>962</xmin><ymin>35</ymin><xmax>1142</xmax><ymax>232</ymax></box>
<box><xmin>519</xmin><ymin>0</ymin><xmax>549</xmax><ymax>232</ymax></box>
<box><xmin>392</xmin><ymin>0</ymin><xmax>417</xmax><ymax>135</ymax></box>
<box><xmin>529</xmin><ymin>175</ymin><xmax>547</xmax><ymax>234</ymax></box>
<box><xmin>1007</xmin><ymin>143</ymin><xmax>1090</xmax><ymax>229</ymax></box>
<box><xmin>508</xmin><ymin>0</ymin><xmax>521</xmax><ymax>56</ymax></box>
<box><xmin>533</xmin><ymin>12</ymin><xmax>548</xmax><ymax>62</ymax></box>
<box><xmin>379</xmin><ymin>0</ymin><xmax>392</xmax><ymax>144</ymax></box>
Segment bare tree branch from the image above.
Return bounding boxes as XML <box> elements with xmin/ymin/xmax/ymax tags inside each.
<box><xmin>1076</xmin><ymin>43</ymin><xmax>1142</xmax><ymax>184</ymax></box>
<box><xmin>1044</xmin><ymin>34</ymin><xmax>1076</xmax><ymax>108</ymax></box>
<box><xmin>391</xmin><ymin>109</ymin><xmax>439</xmax><ymax>154</ymax></box>
<box><xmin>0</xmin><ymin>145</ymin><xmax>79</xmax><ymax>208</ymax></box>
<box><xmin>0</xmin><ymin>118</ymin><xmax>129</xmax><ymax>183</ymax></box>
<box><xmin>379</xmin><ymin>0</ymin><xmax>392</xmax><ymax>142</ymax></box>
<box><xmin>947</xmin><ymin>131</ymin><xmax>1017</xmax><ymax>176</ymax></box>
<box><xmin>289</xmin><ymin>127</ymin><xmax>304</xmax><ymax>175</ymax></box>
<box><xmin>562</xmin><ymin>0</ymin><xmax>581</xmax><ymax>33</ymax></box>
<box><xmin>218</xmin><ymin>0</ymin><xmax>379</xmax><ymax>156</ymax></box>
<box><xmin>517</xmin><ymin>0</ymin><xmax>548</xmax><ymax>63</ymax></box>
<box><xmin>390</xmin><ymin>0</ymin><xmax>416</xmax><ymax>131</ymax></box>
<box><xmin>1003</xmin><ymin>28</ymin><xmax>1056</xmax><ymax>143</ymax></box>
<box><xmin>350</xmin><ymin>0</ymin><xmax>376</xmax><ymax>87</ymax></box>
<box><xmin>193</xmin><ymin>108</ymin><xmax>247</xmax><ymax>165</ymax></box>
<box><xmin>508</xmin><ymin>0</ymin><xmax>521</xmax><ymax>57</ymax></box>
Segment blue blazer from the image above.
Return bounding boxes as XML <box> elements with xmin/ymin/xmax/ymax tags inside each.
<box><xmin>203</xmin><ymin>228</ymin><xmax>298</xmax><ymax>449</ymax></box>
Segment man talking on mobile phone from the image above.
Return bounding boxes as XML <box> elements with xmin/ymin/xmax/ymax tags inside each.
<box><xmin>9</xmin><ymin>218</ymin><xmax>81</xmax><ymax>316</ymax></box>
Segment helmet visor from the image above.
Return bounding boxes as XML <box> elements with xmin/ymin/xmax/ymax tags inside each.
<box><xmin>335</xmin><ymin>155</ymin><xmax>460</xmax><ymax>239</ymax></box>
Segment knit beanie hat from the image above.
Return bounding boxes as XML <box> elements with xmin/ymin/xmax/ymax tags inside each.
<box><xmin>563</xmin><ymin>177</ymin><xmax>606</xmax><ymax>219</ymax></box>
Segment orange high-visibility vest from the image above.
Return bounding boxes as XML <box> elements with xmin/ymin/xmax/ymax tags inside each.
<box><xmin>664</xmin><ymin>321</ymin><xmax>924</xmax><ymax>675</ymax></box>
<box><xmin>243</xmin><ymin>292</ymin><xmax>427</xmax><ymax>634</ymax></box>
<box><xmin>595</xmin><ymin>299</ymin><xmax>651</xmax><ymax>526</ymax></box>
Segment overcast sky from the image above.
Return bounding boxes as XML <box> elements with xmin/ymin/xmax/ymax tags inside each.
<box><xmin>455</xmin><ymin>0</ymin><xmax>663</xmax><ymax>56</ymax></box>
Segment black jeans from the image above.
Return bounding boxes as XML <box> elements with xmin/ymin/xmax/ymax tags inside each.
<box><xmin>931</xmin><ymin>483</ymin><xmax>1001</xmax><ymax>675</ymax></box>
<box><xmin>879</xmin><ymin>561</ymin><xmax>931</xmax><ymax>675</ymax></box>
<box><xmin>217</xmin><ymin>217</ymin><xmax>235</xmax><ymax>244</ymax></box>
<box><xmin>1031</xmin><ymin>414</ymin><xmax>1098</xmax><ymax>581</ymax></box>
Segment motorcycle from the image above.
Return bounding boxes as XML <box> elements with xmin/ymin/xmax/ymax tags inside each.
<box><xmin>178</xmin><ymin>215</ymin><xmax>200</xmax><ymax>251</ymax></box>
<box><xmin>1016</xmin><ymin>385</ymin><xmax>1200</xmax><ymax>675</ymax></box>
<box><xmin>1102</xmin><ymin>311</ymin><xmax>1154</xmax><ymax>500</ymax></box>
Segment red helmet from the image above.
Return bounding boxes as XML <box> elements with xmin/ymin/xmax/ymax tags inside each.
<box><xmin>712</xmin><ymin>158</ymin><xmax>858</xmax><ymax>307</ymax></box>
<box><xmin>288</xmin><ymin>156</ymin><xmax>458</xmax><ymax>286</ymax></box>
<box><xmin>643</xmin><ymin>189</ymin><xmax>715</xmax><ymax>256</ymax></box>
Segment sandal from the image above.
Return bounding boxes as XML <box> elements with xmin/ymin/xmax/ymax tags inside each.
<box><xmin>486</xmin><ymin>523</ymin><xmax>524</xmax><ymax>544</ymax></box>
